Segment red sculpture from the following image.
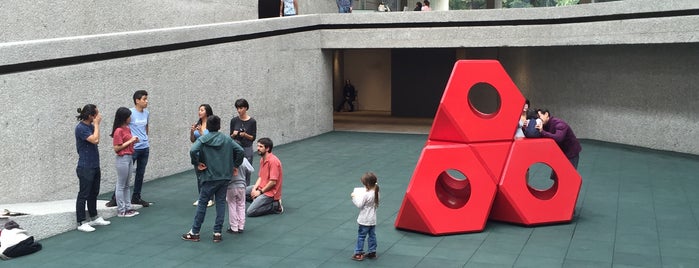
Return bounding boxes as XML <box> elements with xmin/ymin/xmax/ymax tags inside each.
<box><xmin>394</xmin><ymin>60</ymin><xmax>582</xmax><ymax>235</ymax></box>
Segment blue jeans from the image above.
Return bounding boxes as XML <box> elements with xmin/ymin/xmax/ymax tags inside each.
<box><xmin>115</xmin><ymin>155</ymin><xmax>133</xmax><ymax>213</ymax></box>
<box><xmin>355</xmin><ymin>224</ymin><xmax>377</xmax><ymax>254</ymax></box>
<box><xmin>132</xmin><ymin>148</ymin><xmax>149</xmax><ymax>198</ymax></box>
<box><xmin>191</xmin><ymin>180</ymin><xmax>228</xmax><ymax>234</ymax></box>
<box><xmin>76</xmin><ymin>167</ymin><xmax>101</xmax><ymax>223</ymax></box>
<box><xmin>339</xmin><ymin>6</ymin><xmax>351</xmax><ymax>13</ymax></box>
<box><xmin>245</xmin><ymin>186</ymin><xmax>277</xmax><ymax>217</ymax></box>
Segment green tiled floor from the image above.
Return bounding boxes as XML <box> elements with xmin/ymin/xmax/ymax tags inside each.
<box><xmin>6</xmin><ymin>132</ymin><xmax>699</xmax><ymax>267</ymax></box>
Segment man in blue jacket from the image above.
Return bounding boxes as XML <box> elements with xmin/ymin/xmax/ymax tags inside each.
<box><xmin>182</xmin><ymin>115</ymin><xmax>244</xmax><ymax>243</ymax></box>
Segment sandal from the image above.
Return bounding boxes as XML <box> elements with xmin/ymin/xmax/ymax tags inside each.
<box><xmin>213</xmin><ymin>233</ymin><xmax>222</xmax><ymax>243</ymax></box>
<box><xmin>181</xmin><ymin>232</ymin><xmax>200</xmax><ymax>242</ymax></box>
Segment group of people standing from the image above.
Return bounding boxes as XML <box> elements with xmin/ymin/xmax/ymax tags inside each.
<box><xmin>74</xmin><ymin>90</ymin><xmax>152</xmax><ymax>232</ymax></box>
<box><xmin>73</xmin><ymin>93</ymin><xmax>285</xmax><ymax>241</ymax></box>
<box><xmin>182</xmin><ymin>99</ymin><xmax>284</xmax><ymax>242</ymax></box>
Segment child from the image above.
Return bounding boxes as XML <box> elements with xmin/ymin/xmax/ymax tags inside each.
<box><xmin>0</xmin><ymin>220</ymin><xmax>42</xmax><ymax>260</ymax></box>
<box><xmin>523</xmin><ymin>109</ymin><xmax>543</xmax><ymax>138</ymax></box>
<box><xmin>111</xmin><ymin>107</ymin><xmax>140</xmax><ymax>218</ymax></box>
<box><xmin>226</xmin><ymin>157</ymin><xmax>254</xmax><ymax>234</ymax></box>
<box><xmin>350</xmin><ymin>172</ymin><xmax>380</xmax><ymax>261</ymax></box>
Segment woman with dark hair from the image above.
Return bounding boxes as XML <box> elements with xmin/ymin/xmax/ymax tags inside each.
<box><xmin>74</xmin><ymin>104</ymin><xmax>111</xmax><ymax>232</ymax></box>
<box><xmin>190</xmin><ymin>104</ymin><xmax>214</xmax><ymax>207</ymax></box>
<box><xmin>110</xmin><ymin>107</ymin><xmax>140</xmax><ymax>218</ymax></box>
<box><xmin>414</xmin><ymin>1</ymin><xmax>422</xmax><ymax>11</ymax></box>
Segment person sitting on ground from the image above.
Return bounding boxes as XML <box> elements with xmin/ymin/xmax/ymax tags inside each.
<box><xmin>246</xmin><ymin>138</ymin><xmax>284</xmax><ymax>217</ymax></box>
<box><xmin>0</xmin><ymin>220</ymin><xmax>42</xmax><ymax>260</ymax></box>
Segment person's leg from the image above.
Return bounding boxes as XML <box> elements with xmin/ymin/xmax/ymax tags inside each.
<box><xmin>355</xmin><ymin>225</ymin><xmax>369</xmax><ymax>254</ymax></box>
<box><xmin>226</xmin><ymin>186</ymin><xmax>236</xmax><ymax>229</ymax></box>
<box><xmin>246</xmin><ymin>194</ymin><xmax>275</xmax><ymax>217</ymax></box>
<box><xmin>243</xmin><ymin>146</ymin><xmax>253</xmax><ymax>186</ymax></box>
<box><xmin>235</xmin><ymin>187</ymin><xmax>246</xmax><ymax>231</ymax></box>
<box><xmin>87</xmin><ymin>168</ymin><xmax>101</xmax><ymax>219</ymax></box>
<box><xmin>115</xmin><ymin>155</ymin><xmax>131</xmax><ymax>214</ymax></box>
<box><xmin>213</xmin><ymin>181</ymin><xmax>228</xmax><ymax>234</ymax></box>
<box><xmin>75</xmin><ymin>168</ymin><xmax>90</xmax><ymax>224</ymax></box>
<box><xmin>569</xmin><ymin>155</ymin><xmax>580</xmax><ymax>170</ymax></box>
<box><xmin>132</xmin><ymin>148</ymin><xmax>150</xmax><ymax>203</ymax></box>
<box><xmin>191</xmin><ymin>181</ymin><xmax>214</xmax><ymax>234</ymax></box>
<box><xmin>367</xmin><ymin>225</ymin><xmax>377</xmax><ymax>253</ymax></box>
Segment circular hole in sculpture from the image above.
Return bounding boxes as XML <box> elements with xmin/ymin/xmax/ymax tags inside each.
<box><xmin>435</xmin><ymin>169</ymin><xmax>471</xmax><ymax>209</ymax></box>
<box><xmin>468</xmin><ymin>82</ymin><xmax>501</xmax><ymax>118</ymax></box>
<box><xmin>526</xmin><ymin>162</ymin><xmax>557</xmax><ymax>200</ymax></box>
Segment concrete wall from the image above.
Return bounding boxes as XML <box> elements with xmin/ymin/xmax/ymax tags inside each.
<box><xmin>0</xmin><ymin>0</ymin><xmax>338</xmax><ymax>42</ymax></box>
<box><xmin>0</xmin><ymin>17</ymin><xmax>334</xmax><ymax>204</ymax></box>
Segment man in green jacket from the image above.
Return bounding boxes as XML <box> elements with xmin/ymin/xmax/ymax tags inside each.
<box><xmin>182</xmin><ymin>115</ymin><xmax>244</xmax><ymax>243</ymax></box>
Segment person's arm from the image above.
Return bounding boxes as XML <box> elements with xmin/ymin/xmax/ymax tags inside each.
<box><xmin>540</xmin><ymin>122</ymin><xmax>568</xmax><ymax>143</ymax></box>
<box><xmin>279</xmin><ymin>0</ymin><xmax>284</xmax><ymax>16</ymax></box>
<box><xmin>189</xmin><ymin>123</ymin><xmax>198</xmax><ymax>143</ymax></box>
<box><xmin>232</xmin><ymin>142</ymin><xmax>245</xmax><ymax>167</ymax></box>
<box><xmin>86</xmin><ymin>114</ymin><xmax>101</xmax><ymax>144</ymax></box>
<box><xmin>190</xmin><ymin>140</ymin><xmax>202</xmax><ymax>166</ymax></box>
<box><xmin>293</xmin><ymin>0</ymin><xmax>299</xmax><ymax>14</ymax></box>
<box><xmin>113</xmin><ymin>129</ymin><xmax>138</xmax><ymax>153</ymax></box>
<box><xmin>244</xmin><ymin>119</ymin><xmax>256</xmax><ymax>141</ymax></box>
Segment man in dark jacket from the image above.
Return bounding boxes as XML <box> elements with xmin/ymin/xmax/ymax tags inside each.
<box><xmin>336</xmin><ymin>80</ymin><xmax>357</xmax><ymax>112</ymax></box>
<box><xmin>182</xmin><ymin>115</ymin><xmax>244</xmax><ymax>243</ymax></box>
<box><xmin>537</xmin><ymin>109</ymin><xmax>582</xmax><ymax>171</ymax></box>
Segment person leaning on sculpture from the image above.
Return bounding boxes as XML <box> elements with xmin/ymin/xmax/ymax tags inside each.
<box><xmin>336</xmin><ymin>79</ymin><xmax>357</xmax><ymax>112</ymax></box>
<box><xmin>536</xmin><ymin>109</ymin><xmax>582</xmax><ymax>176</ymax></box>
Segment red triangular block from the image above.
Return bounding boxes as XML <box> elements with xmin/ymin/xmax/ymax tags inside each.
<box><xmin>470</xmin><ymin>142</ymin><xmax>513</xmax><ymax>184</ymax></box>
<box><xmin>395</xmin><ymin>195</ymin><xmax>433</xmax><ymax>234</ymax></box>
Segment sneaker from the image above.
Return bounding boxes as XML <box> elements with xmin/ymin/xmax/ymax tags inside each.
<box><xmin>88</xmin><ymin>217</ymin><xmax>111</xmax><ymax>226</ymax></box>
<box><xmin>226</xmin><ymin>228</ymin><xmax>243</xmax><ymax>234</ymax></box>
<box><xmin>132</xmin><ymin>198</ymin><xmax>150</xmax><ymax>207</ymax></box>
<box><xmin>193</xmin><ymin>200</ymin><xmax>199</xmax><ymax>206</ymax></box>
<box><xmin>105</xmin><ymin>199</ymin><xmax>117</xmax><ymax>207</ymax></box>
<box><xmin>77</xmin><ymin>223</ymin><xmax>96</xmax><ymax>232</ymax></box>
<box><xmin>213</xmin><ymin>233</ymin><xmax>222</xmax><ymax>243</ymax></box>
<box><xmin>182</xmin><ymin>232</ymin><xmax>200</xmax><ymax>242</ymax></box>
<box><xmin>207</xmin><ymin>200</ymin><xmax>215</xmax><ymax>207</ymax></box>
<box><xmin>351</xmin><ymin>253</ymin><xmax>364</xmax><ymax>261</ymax></box>
<box><xmin>365</xmin><ymin>252</ymin><xmax>377</xmax><ymax>259</ymax></box>
<box><xmin>118</xmin><ymin>210</ymin><xmax>139</xmax><ymax>218</ymax></box>
<box><xmin>275</xmin><ymin>199</ymin><xmax>284</xmax><ymax>214</ymax></box>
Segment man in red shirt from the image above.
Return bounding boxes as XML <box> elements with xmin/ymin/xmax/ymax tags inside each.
<box><xmin>246</xmin><ymin>137</ymin><xmax>284</xmax><ymax>216</ymax></box>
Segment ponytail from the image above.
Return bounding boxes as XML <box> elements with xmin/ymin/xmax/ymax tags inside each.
<box><xmin>76</xmin><ymin>104</ymin><xmax>97</xmax><ymax>121</ymax></box>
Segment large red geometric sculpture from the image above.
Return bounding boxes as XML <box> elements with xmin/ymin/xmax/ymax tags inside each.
<box><xmin>395</xmin><ymin>143</ymin><xmax>497</xmax><ymax>235</ymax></box>
<box><xmin>489</xmin><ymin>139</ymin><xmax>582</xmax><ymax>225</ymax></box>
<box><xmin>395</xmin><ymin>60</ymin><xmax>582</xmax><ymax>235</ymax></box>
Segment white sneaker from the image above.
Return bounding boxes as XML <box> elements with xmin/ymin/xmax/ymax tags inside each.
<box><xmin>207</xmin><ymin>200</ymin><xmax>215</xmax><ymax>207</ymax></box>
<box><xmin>88</xmin><ymin>217</ymin><xmax>111</xmax><ymax>226</ymax></box>
<box><xmin>193</xmin><ymin>200</ymin><xmax>199</xmax><ymax>206</ymax></box>
<box><xmin>77</xmin><ymin>223</ymin><xmax>96</xmax><ymax>232</ymax></box>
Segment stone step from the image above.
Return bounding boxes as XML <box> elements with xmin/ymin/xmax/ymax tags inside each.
<box><xmin>0</xmin><ymin>199</ymin><xmax>141</xmax><ymax>240</ymax></box>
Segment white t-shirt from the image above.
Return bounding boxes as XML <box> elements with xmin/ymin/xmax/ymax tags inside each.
<box><xmin>352</xmin><ymin>188</ymin><xmax>377</xmax><ymax>226</ymax></box>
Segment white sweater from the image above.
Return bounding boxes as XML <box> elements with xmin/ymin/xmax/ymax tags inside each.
<box><xmin>352</xmin><ymin>189</ymin><xmax>377</xmax><ymax>226</ymax></box>
<box><xmin>0</xmin><ymin>228</ymin><xmax>31</xmax><ymax>254</ymax></box>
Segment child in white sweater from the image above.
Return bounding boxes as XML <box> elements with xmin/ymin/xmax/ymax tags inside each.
<box><xmin>351</xmin><ymin>172</ymin><xmax>380</xmax><ymax>261</ymax></box>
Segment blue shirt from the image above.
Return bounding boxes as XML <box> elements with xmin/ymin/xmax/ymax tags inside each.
<box><xmin>75</xmin><ymin>122</ymin><xmax>100</xmax><ymax>168</ymax></box>
<box><xmin>193</xmin><ymin>128</ymin><xmax>209</xmax><ymax>140</ymax></box>
<box><xmin>129</xmin><ymin>108</ymin><xmax>149</xmax><ymax>150</ymax></box>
